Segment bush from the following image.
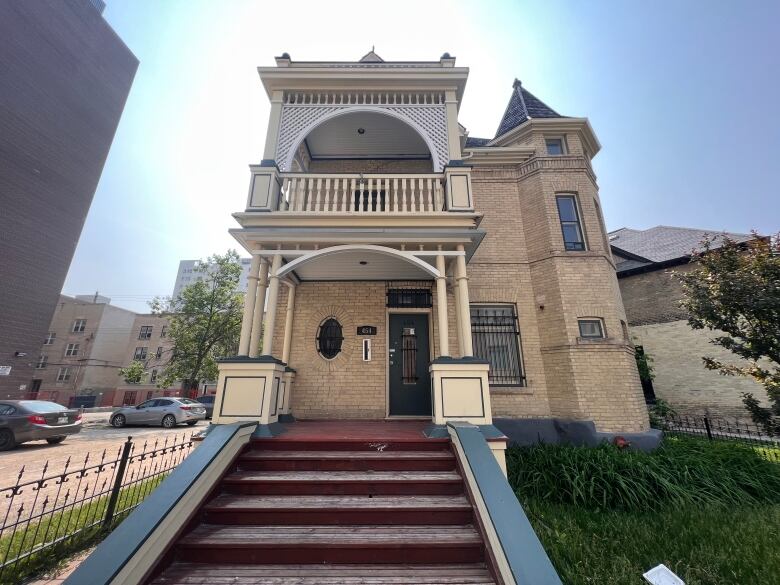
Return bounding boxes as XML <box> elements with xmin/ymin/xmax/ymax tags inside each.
<box><xmin>506</xmin><ymin>436</ymin><xmax>780</xmax><ymax>511</ymax></box>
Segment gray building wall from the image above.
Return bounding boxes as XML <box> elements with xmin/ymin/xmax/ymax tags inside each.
<box><xmin>0</xmin><ymin>0</ymin><xmax>138</xmax><ymax>396</ymax></box>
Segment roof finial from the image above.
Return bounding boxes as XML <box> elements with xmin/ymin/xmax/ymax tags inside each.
<box><xmin>513</xmin><ymin>78</ymin><xmax>522</xmax><ymax>89</ymax></box>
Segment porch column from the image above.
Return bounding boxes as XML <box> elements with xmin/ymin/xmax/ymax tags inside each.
<box><xmin>237</xmin><ymin>255</ymin><xmax>261</xmax><ymax>356</ymax></box>
<box><xmin>435</xmin><ymin>252</ymin><xmax>449</xmax><ymax>357</ymax></box>
<box><xmin>248</xmin><ymin>258</ymin><xmax>269</xmax><ymax>358</ymax></box>
<box><xmin>281</xmin><ymin>283</ymin><xmax>296</xmax><ymax>364</ymax></box>
<box><xmin>455</xmin><ymin>245</ymin><xmax>473</xmax><ymax>356</ymax></box>
<box><xmin>451</xmin><ymin>264</ymin><xmax>464</xmax><ymax>356</ymax></box>
<box><xmin>261</xmin><ymin>254</ymin><xmax>283</xmax><ymax>356</ymax></box>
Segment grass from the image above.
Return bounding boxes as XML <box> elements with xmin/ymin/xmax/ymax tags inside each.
<box><xmin>0</xmin><ymin>476</ymin><xmax>165</xmax><ymax>585</ymax></box>
<box><xmin>508</xmin><ymin>436</ymin><xmax>780</xmax><ymax>584</ymax></box>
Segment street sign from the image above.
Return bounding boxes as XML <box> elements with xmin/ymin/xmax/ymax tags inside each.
<box><xmin>0</xmin><ymin>366</ymin><xmax>11</xmax><ymax>376</ymax></box>
<box><xmin>643</xmin><ymin>564</ymin><xmax>684</xmax><ymax>585</ymax></box>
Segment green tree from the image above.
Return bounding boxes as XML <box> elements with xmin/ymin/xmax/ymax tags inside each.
<box><xmin>119</xmin><ymin>360</ymin><xmax>146</xmax><ymax>384</ymax></box>
<box><xmin>677</xmin><ymin>233</ymin><xmax>780</xmax><ymax>434</ymax></box>
<box><xmin>150</xmin><ymin>251</ymin><xmax>244</xmax><ymax>392</ymax></box>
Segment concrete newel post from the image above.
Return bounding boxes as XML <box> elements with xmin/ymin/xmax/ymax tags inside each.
<box><xmin>261</xmin><ymin>254</ymin><xmax>284</xmax><ymax>356</ymax></box>
<box><xmin>248</xmin><ymin>258</ymin><xmax>269</xmax><ymax>358</ymax></box>
<box><xmin>435</xmin><ymin>253</ymin><xmax>449</xmax><ymax>357</ymax></box>
<box><xmin>237</xmin><ymin>255</ymin><xmax>261</xmax><ymax>356</ymax></box>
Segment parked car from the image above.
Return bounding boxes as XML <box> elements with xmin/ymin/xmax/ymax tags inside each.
<box><xmin>0</xmin><ymin>400</ymin><xmax>82</xmax><ymax>451</ymax></box>
<box><xmin>195</xmin><ymin>395</ymin><xmax>216</xmax><ymax>419</ymax></box>
<box><xmin>110</xmin><ymin>397</ymin><xmax>206</xmax><ymax>429</ymax></box>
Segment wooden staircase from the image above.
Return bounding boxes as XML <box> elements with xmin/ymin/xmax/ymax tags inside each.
<box><xmin>150</xmin><ymin>435</ymin><xmax>497</xmax><ymax>584</ymax></box>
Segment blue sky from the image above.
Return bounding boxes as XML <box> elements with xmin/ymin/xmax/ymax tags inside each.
<box><xmin>63</xmin><ymin>0</ymin><xmax>780</xmax><ymax>310</ymax></box>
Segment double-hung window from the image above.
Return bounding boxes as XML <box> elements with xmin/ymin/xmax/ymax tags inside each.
<box><xmin>44</xmin><ymin>332</ymin><xmax>55</xmax><ymax>345</ymax></box>
<box><xmin>65</xmin><ymin>343</ymin><xmax>79</xmax><ymax>357</ymax></box>
<box><xmin>556</xmin><ymin>194</ymin><xmax>586</xmax><ymax>251</ymax></box>
<box><xmin>35</xmin><ymin>355</ymin><xmax>48</xmax><ymax>369</ymax></box>
<box><xmin>134</xmin><ymin>347</ymin><xmax>148</xmax><ymax>360</ymax></box>
<box><xmin>470</xmin><ymin>305</ymin><xmax>525</xmax><ymax>386</ymax></box>
<box><xmin>139</xmin><ymin>325</ymin><xmax>153</xmax><ymax>340</ymax></box>
<box><xmin>72</xmin><ymin>319</ymin><xmax>86</xmax><ymax>333</ymax></box>
<box><xmin>57</xmin><ymin>367</ymin><xmax>71</xmax><ymax>382</ymax></box>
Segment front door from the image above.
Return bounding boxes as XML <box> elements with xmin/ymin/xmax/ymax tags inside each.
<box><xmin>388</xmin><ymin>313</ymin><xmax>431</xmax><ymax>416</ymax></box>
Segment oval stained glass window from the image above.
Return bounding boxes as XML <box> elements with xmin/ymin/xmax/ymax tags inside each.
<box><xmin>317</xmin><ymin>318</ymin><xmax>344</xmax><ymax>359</ymax></box>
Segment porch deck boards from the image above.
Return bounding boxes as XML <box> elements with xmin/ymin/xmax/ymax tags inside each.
<box><xmin>243</xmin><ymin>450</ymin><xmax>453</xmax><ymax>460</ymax></box>
<box><xmin>153</xmin><ymin>563</ymin><xmax>496</xmax><ymax>584</ymax></box>
<box><xmin>224</xmin><ymin>470</ymin><xmax>461</xmax><ymax>482</ymax></box>
<box><xmin>267</xmin><ymin>420</ymin><xmax>434</xmax><ymax>442</ymax></box>
<box><xmin>205</xmin><ymin>494</ymin><xmax>470</xmax><ymax>510</ymax></box>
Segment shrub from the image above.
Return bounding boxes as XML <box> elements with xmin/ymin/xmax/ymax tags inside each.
<box><xmin>506</xmin><ymin>436</ymin><xmax>780</xmax><ymax>511</ymax></box>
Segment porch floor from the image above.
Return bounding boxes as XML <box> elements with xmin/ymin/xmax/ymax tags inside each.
<box><xmin>269</xmin><ymin>420</ymin><xmax>434</xmax><ymax>442</ymax></box>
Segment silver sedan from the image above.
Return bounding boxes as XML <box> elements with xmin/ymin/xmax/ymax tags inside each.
<box><xmin>109</xmin><ymin>397</ymin><xmax>206</xmax><ymax>429</ymax></box>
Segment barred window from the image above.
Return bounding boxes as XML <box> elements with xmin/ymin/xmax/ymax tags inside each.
<box><xmin>470</xmin><ymin>305</ymin><xmax>525</xmax><ymax>386</ymax></box>
<box><xmin>317</xmin><ymin>318</ymin><xmax>344</xmax><ymax>360</ymax></box>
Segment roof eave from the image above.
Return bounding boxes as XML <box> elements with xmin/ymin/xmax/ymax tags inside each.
<box><xmin>487</xmin><ymin>117</ymin><xmax>601</xmax><ymax>157</ymax></box>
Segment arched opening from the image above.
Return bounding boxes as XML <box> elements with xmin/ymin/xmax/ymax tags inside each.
<box><xmin>286</xmin><ymin>109</ymin><xmax>437</xmax><ymax>173</ymax></box>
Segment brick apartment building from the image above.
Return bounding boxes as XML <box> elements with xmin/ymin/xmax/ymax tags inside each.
<box><xmin>0</xmin><ymin>0</ymin><xmax>137</xmax><ymax>396</ymax></box>
<box><xmin>611</xmin><ymin>225</ymin><xmax>769</xmax><ymax>419</ymax></box>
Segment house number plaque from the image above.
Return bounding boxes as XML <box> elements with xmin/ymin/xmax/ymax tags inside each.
<box><xmin>357</xmin><ymin>326</ymin><xmax>377</xmax><ymax>336</ymax></box>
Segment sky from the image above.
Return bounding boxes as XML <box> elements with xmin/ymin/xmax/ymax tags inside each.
<box><xmin>62</xmin><ymin>0</ymin><xmax>780</xmax><ymax>311</ymax></box>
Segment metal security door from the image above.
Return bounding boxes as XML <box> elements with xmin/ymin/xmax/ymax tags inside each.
<box><xmin>388</xmin><ymin>313</ymin><xmax>431</xmax><ymax>416</ymax></box>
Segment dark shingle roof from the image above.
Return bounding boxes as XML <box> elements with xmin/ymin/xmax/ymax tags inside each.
<box><xmin>494</xmin><ymin>79</ymin><xmax>562</xmax><ymax>139</ymax></box>
<box><xmin>609</xmin><ymin>226</ymin><xmax>755</xmax><ymax>274</ymax></box>
<box><xmin>464</xmin><ymin>137</ymin><xmax>490</xmax><ymax>148</ymax></box>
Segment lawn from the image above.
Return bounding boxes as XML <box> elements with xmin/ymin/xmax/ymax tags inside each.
<box><xmin>507</xmin><ymin>437</ymin><xmax>780</xmax><ymax>585</ymax></box>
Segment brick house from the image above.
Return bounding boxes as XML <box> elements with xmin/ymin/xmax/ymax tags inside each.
<box><xmin>611</xmin><ymin>225</ymin><xmax>769</xmax><ymax>419</ymax></box>
<box><xmin>209</xmin><ymin>51</ymin><xmax>651</xmax><ymax>448</ymax></box>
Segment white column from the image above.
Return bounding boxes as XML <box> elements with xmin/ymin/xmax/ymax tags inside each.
<box><xmin>451</xmin><ymin>264</ymin><xmax>464</xmax><ymax>356</ymax></box>
<box><xmin>262</xmin><ymin>90</ymin><xmax>284</xmax><ymax>161</ymax></box>
<box><xmin>248</xmin><ymin>258</ymin><xmax>269</xmax><ymax>358</ymax></box>
<box><xmin>455</xmin><ymin>245</ymin><xmax>473</xmax><ymax>357</ymax></box>
<box><xmin>261</xmin><ymin>254</ymin><xmax>283</xmax><ymax>356</ymax></box>
<box><xmin>237</xmin><ymin>255</ymin><xmax>261</xmax><ymax>356</ymax></box>
<box><xmin>281</xmin><ymin>283</ymin><xmax>296</xmax><ymax>364</ymax></box>
<box><xmin>435</xmin><ymin>253</ymin><xmax>449</xmax><ymax>357</ymax></box>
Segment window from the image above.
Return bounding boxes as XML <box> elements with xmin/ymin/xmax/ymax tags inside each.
<box><xmin>56</xmin><ymin>367</ymin><xmax>71</xmax><ymax>382</ymax></box>
<box><xmin>65</xmin><ymin>343</ymin><xmax>80</xmax><ymax>357</ymax></box>
<box><xmin>72</xmin><ymin>319</ymin><xmax>86</xmax><ymax>333</ymax></box>
<box><xmin>155</xmin><ymin>346</ymin><xmax>163</xmax><ymax>359</ymax></box>
<box><xmin>556</xmin><ymin>194</ymin><xmax>586</xmax><ymax>251</ymax></box>
<box><xmin>157</xmin><ymin>399</ymin><xmax>173</xmax><ymax>406</ymax></box>
<box><xmin>138</xmin><ymin>326</ymin><xmax>153</xmax><ymax>340</ymax></box>
<box><xmin>134</xmin><ymin>347</ymin><xmax>148</xmax><ymax>360</ymax></box>
<box><xmin>150</xmin><ymin>369</ymin><xmax>158</xmax><ymax>383</ymax></box>
<box><xmin>316</xmin><ymin>318</ymin><xmax>344</xmax><ymax>360</ymax></box>
<box><xmin>545</xmin><ymin>138</ymin><xmax>565</xmax><ymax>155</ymax></box>
<box><xmin>620</xmin><ymin>320</ymin><xmax>629</xmax><ymax>341</ymax></box>
<box><xmin>160</xmin><ymin>325</ymin><xmax>168</xmax><ymax>338</ymax></box>
<box><xmin>386</xmin><ymin>286</ymin><xmax>433</xmax><ymax>308</ymax></box>
<box><xmin>146</xmin><ymin>390</ymin><xmax>154</xmax><ymax>400</ymax></box>
<box><xmin>578</xmin><ymin>319</ymin><xmax>605</xmax><ymax>339</ymax></box>
<box><xmin>123</xmin><ymin>391</ymin><xmax>138</xmax><ymax>406</ymax></box>
<box><xmin>0</xmin><ymin>405</ymin><xmax>16</xmax><ymax>416</ymax></box>
<box><xmin>44</xmin><ymin>332</ymin><xmax>55</xmax><ymax>345</ymax></box>
<box><xmin>35</xmin><ymin>355</ymin><xmax>48</xmax><ymax>369</ymax></box>
<box><xmin>471</xmin><ymin>305</ymin><xmax>525</xmax><ymax>386</ymax></box>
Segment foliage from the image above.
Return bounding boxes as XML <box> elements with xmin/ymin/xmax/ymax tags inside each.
<box><xmin>677</xmin><ymin>232</ymin><xmax>780</xmax><ymax>434</ymax></box>
<box><xmin>150</xmin><ymin>251</ymin><xmax>244</xmax><ymax>389</ymax></box>
<box><xmin>118</xmin><ymin>360</ymin><xmax>146</xmax><ymax>384</ymax></box>
<box><xmin>633</xmin><ymin>345</ymin><xmax>654</xmax><ymax>381</ymax></box>
<box><xmin>506</xmin><ymin>437</ymin><xmax>780</xmax><ymax>512</ymax></box>
<box><xmin>647</xmin><ymin>398</ymin><xmax>677</xmax><ymax>430</ymax></box>
<box><xmin>524</xmin><ymin>499</ymin><xmax>780</xmax><ymax>585</ymax></box>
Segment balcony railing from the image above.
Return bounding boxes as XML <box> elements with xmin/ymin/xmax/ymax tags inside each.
<box><xmin>279</xmin><ymin>173</ymin><xmax>446</xmax><ymax>213</ymax></box>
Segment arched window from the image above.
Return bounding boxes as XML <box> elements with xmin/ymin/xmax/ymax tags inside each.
<box><xmin>317</xmin><ymin>318</ymin><xmax>344</xmax><ymax>359</ymax></box>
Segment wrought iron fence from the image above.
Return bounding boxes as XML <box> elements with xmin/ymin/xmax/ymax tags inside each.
<box><xmin>659</xmin><ymin>413</ymin><xmax>779</xmax><ymax>463</ymax></box>
<box><xmin>0</xmin><ymin>432</ymin><xmax>194</xmax><ymax>584</ymax></box>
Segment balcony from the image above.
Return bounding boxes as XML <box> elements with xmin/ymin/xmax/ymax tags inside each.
<box><xmin>279</xmin><ymin>173</ymin><xmax>445</xmax><ymax>213</ymax></box>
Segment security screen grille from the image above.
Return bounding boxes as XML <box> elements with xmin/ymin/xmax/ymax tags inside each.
<box><xmin>386</xmin><ymin>282</ymin><xmax>433</xmax><ymax>308</ymax></box>
<box><xmin>470</xmin><ymin>305</ymin><xmax>525</xmax><ymax>386</ymax></box>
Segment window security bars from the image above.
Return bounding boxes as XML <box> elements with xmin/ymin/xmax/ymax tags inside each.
<box><xmin>0</xmin><ymin>433</ymin><xmax>194</xmax><ymax>584</ymax></box>
<box><xmin>471</xmin><ymin>305</ymin><xmax>525</xmax><ymax>386</ymax></box>
<box><xmin>317</xmin><ymin>318</ymin><xmax>344</xmax><ymax>359</ymax></box>
<box><xmin>402</xmin><ymin>327</ymin><xmax>419</xmax><ymax>384</ymax></box>
<box><xmin>659</xmin><ymin>413</ymin><xmax>779</xmax><ymax>463</ymax></box>
<box><xmin>386</xmin><ymin>282</ymin><xmax>433</xmax><ymax>309</ymax></box>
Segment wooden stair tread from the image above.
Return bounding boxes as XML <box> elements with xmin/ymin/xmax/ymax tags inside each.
<box><xmin>242</xmin><ymin>450</ymin><xmax>454</xmax><ymax>460</ymax></box>
<box><xmin>153</xmin><ymin>563</ymin><xmax>495</xmax><ymax>583</ymax></box>
<box><xmin>205</xmin><ymin>494</ymin><xmax>470</xmax><ymax>510</ymax></box>
<box><xmin>223</xmin><ymin>471</ymin><xmax>461</xmax><ymax>482</ymax></box>
<box><xmin>179</xmin><ymin>524</ymin><xmax>482</xmax><ymax>547</ymax></box>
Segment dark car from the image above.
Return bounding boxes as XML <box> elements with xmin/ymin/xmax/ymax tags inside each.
<box><xmin>0</xmin><ymin>400</ymin><xmax>82</xmax><ymax>451</ymax></box>
<box><xmin>195</xmin><ymin>395</ymin><xmax>216</xmax><ymax>419</ymax></box>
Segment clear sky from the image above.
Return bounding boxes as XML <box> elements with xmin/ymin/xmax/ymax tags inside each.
<box><xmin>63</xmin><ymin>0</ymin><xmax>780</xmax><ymax>311</ymax></box>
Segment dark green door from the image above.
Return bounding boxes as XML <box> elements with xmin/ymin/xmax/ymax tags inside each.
<box><xmin>388</xmin><ymin>313</ymin><xmax>432</xmax><ymax>416</ymax></box>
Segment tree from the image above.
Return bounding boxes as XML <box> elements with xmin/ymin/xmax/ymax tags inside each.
<box><xmin>119</xmin><ymin>360</ymin><xmax>146</xmax><ymax>384</ymax></box>
<box><xmin>677</xmin><ymin>233</ymin><xmax>780</xmax><ymax>434</ymax></box>
<box><xmin>150</xmin><ymin>251</ymin><xmax>244</xmax><ymax>392</ymax></box>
